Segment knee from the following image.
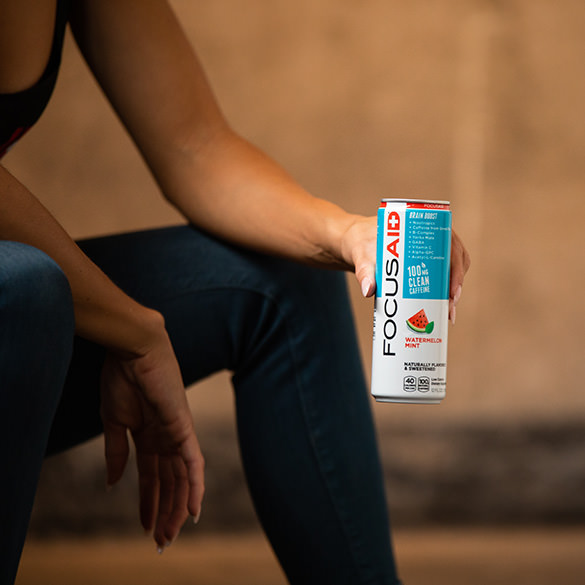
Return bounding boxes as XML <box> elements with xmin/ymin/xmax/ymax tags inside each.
<box><xmin>261</xmin><ymin>263</ymin><xmax>362</xmax><ymax>369</ymax></box>
<box><xmin>230</xmin><ymin>263</ymin><xmax>354</xmax><ymax>368</ymax></box>
<box><xmin>0</xmin><ymin>242</ymin><xmax>74</xmax><ymax>339</ymax></box>
<box><xmin>254</xmin><ymin>257</ymin><xmax>350</xmax><ymax>310</ymax></box>
<box><xmin>264</xmin><ymin>261</ymin><xmax>353</xmax><ymax>328</ymax></box>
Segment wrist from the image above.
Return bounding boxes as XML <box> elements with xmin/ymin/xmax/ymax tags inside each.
<box><xmin>75</xmin><ymin>292</ymin><xmax>168</xmax><ymax>358</ymax></box>
<box><xmin>322</xmin><ymin>211</ymin><xmax>367</xmax><ymax>270</ymax></box>
<box><xmin>119</xmin><ymin>306</ymin><xmax>168</xmax><ymax>358</ymax></box>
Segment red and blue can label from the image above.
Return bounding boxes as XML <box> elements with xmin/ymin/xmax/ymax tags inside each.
<box><xmin>371</xmin><ymin>199</ymin><xmax>452</xmax><ymax>404</ymax></box>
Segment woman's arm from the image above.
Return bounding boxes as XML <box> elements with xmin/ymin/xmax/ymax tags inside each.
<box><xmin>0</xmin><ymin>165</ymin><xmax>154</xmax><ymax>349</ymax></box>
<box><xmin>69</xmin><ymin>0</ymin><xmax>353</xmax><ymax>263</ymax></box>
<box><xmin>70</xmin><ymin>0</ymin><xmax>469</xmax><ymax>306</ymax></box>
<box><xmin>0</xmin><ymin>163</ymin><xmax>204</xmax><ymax>547</ymax></box>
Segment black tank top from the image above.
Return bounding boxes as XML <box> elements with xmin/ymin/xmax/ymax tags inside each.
<box><xmin>0</xmin><ymin>0</ymin><xmax>70</xmax><ymax>158</ymax></box>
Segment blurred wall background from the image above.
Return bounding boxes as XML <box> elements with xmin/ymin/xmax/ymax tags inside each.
<box><xmin>4</xmin><ymin>0</ymin><xmax>584</xmax><ymax>535</ymax></box>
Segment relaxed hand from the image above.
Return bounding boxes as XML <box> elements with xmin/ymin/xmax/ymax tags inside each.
<box><xmin>99</xmin><ymin>328</ymin><xmax>204</xmax><ymax>551</ymax></box>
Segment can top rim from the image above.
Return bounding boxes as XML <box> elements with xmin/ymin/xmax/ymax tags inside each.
<box><xmin>381</xmin><ymin>198</ymin><xmax>450</xmax><ymax>205</ymax></box>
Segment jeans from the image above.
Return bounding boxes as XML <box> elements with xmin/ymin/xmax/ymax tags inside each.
<box><xmin>0</xmin><ymin>226</ymin><xmax>402</xmax><ymax>585</ymax></box>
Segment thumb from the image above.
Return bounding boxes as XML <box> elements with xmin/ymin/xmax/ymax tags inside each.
<box><xmin>355</xmin><ymin>256</ymin><xmax>376</xmax><ymax>298</ymax></box>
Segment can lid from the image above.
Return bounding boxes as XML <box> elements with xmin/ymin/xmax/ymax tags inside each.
<box><xmin>381</xmin><ymin>198</ymin><xmax>450</xmax><ymax>205</ymax></box>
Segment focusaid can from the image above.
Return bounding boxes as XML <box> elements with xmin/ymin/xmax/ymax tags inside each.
<box><xmin>371</xmin><ymin>199</ymin><xmax>452</xmax><ymax>404</ymax></box>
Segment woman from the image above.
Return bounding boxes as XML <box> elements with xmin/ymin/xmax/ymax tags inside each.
<box><xmin>0</xmin><ymin>1</ymin><xmax>470</xmax><ymax>584</ymax></box>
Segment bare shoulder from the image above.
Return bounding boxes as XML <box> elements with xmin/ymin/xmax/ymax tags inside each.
<box><xmin>0</xmin><ymin>0</ymin><xmax>57</xmax><ymax>93</ymax></box>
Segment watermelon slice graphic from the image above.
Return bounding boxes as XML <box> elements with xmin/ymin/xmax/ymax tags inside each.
<box><xmin>407</xmin><ymin>309</ymin><xmax>434</xmax><ymax>334</ymax></box>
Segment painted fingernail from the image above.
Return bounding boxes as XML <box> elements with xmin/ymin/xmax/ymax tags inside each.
<box><xmin>453</xmin><ymin>285</ymin><xmax>462</xmax><ymax>305</ymax></box>
<box><xmin>361</xmin><ymin>277</ymin><xmax>372</xmax><ymax>297</ymax></box>
<box><xmin>193</xmin><ymin>509</ymin><xmax>202</xmax><ymax>524</ymax></box>
<box><xmin>450</xmin><ymin>305</ymin><xmax>457</xmax><ymax>325</ymax></box>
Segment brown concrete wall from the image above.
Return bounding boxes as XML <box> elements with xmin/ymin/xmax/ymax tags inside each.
<box><xmin>5</xmin><ymin>0</ymin><xmax>585</xmax><ymax>531</ymax></box>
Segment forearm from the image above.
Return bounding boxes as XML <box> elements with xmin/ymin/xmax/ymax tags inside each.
<box><xmin>152</xmin><ymin>128</ymin><xmax>363</xmax><ymax>270</ymax></box>
<box><xmin>0</xmin><ymin>164</ymin><xmax>162</xmax><ymax>355</ymax></box>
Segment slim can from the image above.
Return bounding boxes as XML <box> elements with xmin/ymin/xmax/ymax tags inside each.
<box><xmin>371</xmin><ymin>198</ymin><xmax>452</xmax><ymax>404</ymax></box>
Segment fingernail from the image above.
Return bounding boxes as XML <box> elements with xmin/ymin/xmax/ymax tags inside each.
<box><xmin>453</xmin><ymin>285</ymin><xmax>462</xmax><ymax>306</ymax></box>
<box><xmin>193</xmin><ymin>509</ymin><xmax>202</xmax><ymax>525</ymax></box>
<box><xmin>450</xmin><ymin>305</ymin><xmax>457</xmax><ymax>325</ymax></box>
<box><xmin>361</xmin><ymin>277</ymin><xmax>372</xmax><ymax>297</ymax></box>
<box><xmin>157</xmin><ymin>545</ymin><xmax>165</xmax><ymax>555</ymax></box>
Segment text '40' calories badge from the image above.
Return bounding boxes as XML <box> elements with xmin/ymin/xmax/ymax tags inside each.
<box><xmin>371</xmin><ymin>199</ymin><xmax>451</xmax><ymax>404</ymax></box>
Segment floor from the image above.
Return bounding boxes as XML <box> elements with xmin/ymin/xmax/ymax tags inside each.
<box><xmin>15</xmin><ymin>528</ymin><xmax>585</xmax><ymax>585</ymax></box>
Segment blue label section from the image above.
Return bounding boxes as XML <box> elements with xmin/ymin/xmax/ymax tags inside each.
<box><xmin>375</xmin><ymin>207</ymin><xmax>385</xmax><ymax>298</ymax></box>
<box><xmin>403</xmin><ymin>209</ymin><xmax>451</xmax><ymax>300</ymax></box>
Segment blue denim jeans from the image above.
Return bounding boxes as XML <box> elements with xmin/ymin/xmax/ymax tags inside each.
<box><xmin>0</xmin><ymin>226</ymin><xmax>401</xmax><ymax>585</ymax></box>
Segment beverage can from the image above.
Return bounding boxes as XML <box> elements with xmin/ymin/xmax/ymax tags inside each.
<box><xmin>371</xmin><ymin>198</ymin><xmax>452</xmax><ymax>404</ymax></box>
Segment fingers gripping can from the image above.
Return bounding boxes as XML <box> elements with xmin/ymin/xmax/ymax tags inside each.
<box><xmin>371</xmin><ymin>199</ymin><xmax>452</xmax><ymax>404</ymax></box>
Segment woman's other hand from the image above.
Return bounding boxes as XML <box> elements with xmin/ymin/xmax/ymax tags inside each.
<box><xmin>99</xmin><ymin>318</ymin><xmax>204</xmax><ymax>552</ymax></box>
